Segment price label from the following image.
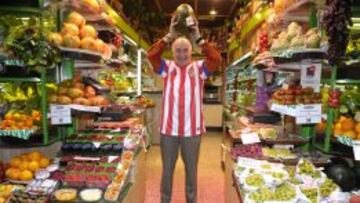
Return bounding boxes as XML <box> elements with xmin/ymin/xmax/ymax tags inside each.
<box><xmin>296</xmin><ymin>115</ymin><xmax>321</xmax><ymax>124</ymax></box>
<box><xmin>274</xmin><ymin>144</ymin><xmax>294</xmax><ymax>150</ymax></box>
<box><xmin>93</xmin><ymin>142</ymin><xmax>101</xmax><ymax>148</ymax></box>
<box><xmin>186</xmin><ymin>16</ymin><xmax>195</xmax><ymax>26</ymax></box>
<box><xmin>353</xmin><ymin>141</ymin><xmax>360</xmax><ymax>161</ymax></box>
<box><xmin>50</xmin><ymin>105</ymin><xmax>71</xmax><ymax>125</ymax></box>
<box><xmin>241</xmin><ymin>132</ymin><xmax>260</xmax><ymax>145</ymax></box>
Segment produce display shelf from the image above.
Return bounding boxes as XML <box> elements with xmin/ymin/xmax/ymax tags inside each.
<box><xmin>271</xmin><ymin>49</ymin><xmax>326</xmax><ymax>64</ymax></box>
<box><xmin>232</xmin><ymin>172</ymin><xmax>244</xmax><ymax>202</ymax></box>
<box><xmin>50</xmin><ymin>104</ymin><xmax>103</xmax><ymax>113</ymax></box>
<box><xmin>0</xmin><ymin>132</ymin><xmax>61</xmax><ymax>148</ymax></box>
<box><xmin>278</xmin><ymin>0</ymin><xmax>316</xmax><ymax>21</ymax></box>
<box><xmin>107</xmin><ymin>58</ymin><xmax>123</xmax><ymax>67</ymax></box>
<box><xmin>270</xmin><ymin>103</ymin><xmax>322</xmax><ymax>118</ymax></box>
<box><xmin>0</xmin><ymin>6</ymin><xmax>43</xmax><ymax>14</ymax></box>
<box><xmin>261</xmin><ymin>136</ymin><xmax>308</xmax><ymax>145</ymax></box>
<box><xmin>0</xmin><ymin>77</ymin><xmax>41</xmax><ymax>83</ymax></box>
<box><xmin>59</xmin><ymin>47</ymin><xmax>103</xmax><ymax>62</ymax></box>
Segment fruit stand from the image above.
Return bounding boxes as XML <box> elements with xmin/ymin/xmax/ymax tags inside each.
<box><xmin>0</xmin><ymin>0</ymin><xmax>156</xmax><ymax>202</ymax></box>
<box><xmin>224</xmin><ymin>0</ymin><xmax>360</xmax><ymax>202</ymax></box>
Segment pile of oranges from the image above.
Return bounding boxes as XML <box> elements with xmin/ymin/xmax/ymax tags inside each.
<box><xmin>5</xmin><ymin>151</ymin><xmax>50</xmax><ymax>181</ymax></box>
<box><xmin>0</xmin><ymin>110</ymin><xmax>41</xmax><ymax>130</ymax></box>
<box><xmin>333</xmin><ymin>116</ymin><xmax>360</xmax><ymax>139</ymax></box>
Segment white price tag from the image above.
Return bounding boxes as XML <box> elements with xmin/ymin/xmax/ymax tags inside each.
<box><xmin>241</xmin><ymin>133</ymin><xmax>260</xmax><ymax>144</ymax></box>
<box><xmin>50</xmin><ymin>105</ymin><xmax>71</xmax><ymax>125</ymax></box>
<box><xmin>353</xmin><ymin>141</ymin><xmax>360</xmax><ymax>161</ymax></box>
<box><xmin>93</xmin><ymin>142</ymin><xmax>101</xmax><ymax>148</ymax></box>
<box><xmin>274</xmin><ymin>144</ymin><xmax>294</xmax><ymax>150</ymax></box>
<box><xmin>301</xmin><ymin>63</ymin><xmax>322</xmax><ymax>92</ymax></box>
<box><xmin>296</xmin><ymin>115</ymin><xmax>321</xmax><ymax>124</ymax></box>
<box><xmin>108</xmin><ymin>156</ymin><xmax>118</xmax><ymax>163</ymax></box>
<box><xmin>186</xmin><ymin>16</ymin><xmax>195</xmax><ymax>26</ymax></box>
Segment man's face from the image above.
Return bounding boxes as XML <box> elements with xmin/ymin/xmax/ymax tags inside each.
<box><xmin>172</xmin><ymin>38</ymin><xmax>192</xmax><ymax>67</ymax></box>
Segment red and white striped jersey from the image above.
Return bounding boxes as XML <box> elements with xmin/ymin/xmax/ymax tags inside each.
<box><xmin>157</xmin><ymin>59</ymin><xmax>210</xmax><ymax>137</ymax></box>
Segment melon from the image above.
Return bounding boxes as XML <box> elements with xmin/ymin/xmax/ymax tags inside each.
<box><xmin>82</xmin><ymin>0</ymin><xmax>100</xmax><ymax>12</ymax></box>
<box><xmin>73</xmin><ymin>97</ymin><xmax>90</xmax><ymax>106</ymax></box>
<box><xmin>101</xmin><ymin>44</ymin><xmax>112</xmax><ymax>60</ymax></box>
<box><xmin>57</xmin><ymin>96</ymin><xmax>72</xmax><ymax>105</ymax></box>
<box><xmin>80</xmin><ymin>25</ymin><xmax>97</xmax><ymax>39</ymax></box>
<box><xmin>63</xmin><ymin>34</ymin><xmax>81</xmax><ymax>48</ymax></box>
<box><xmin>67</xmin><ymin>11</ymin><xmax>86</xmax><ymax>28</ymax></box>
<box><xmin>61</xmin><ymin>23</ymin><xmax>79</xmax><ymax>36</ymax></box>
<box><xmin>81</xmin><ymin>37</ymin><xmax>97</xmax><ymax>51</ymax></box>
<box><xmin>94</xmin><ymin>39</ymin><xmax>105</xmax><ymax>53</ymax></box>
<box><xmin>67</xmin><ymin>88</ymin><xmax>84</xmax><ymax>99</ymax></box>
<box><xmin>47</xmin><ymin>32</ymin><xmax>63</xmax><ymax>46</ymax></box>
<box><xmin>85</xmin><ymin>86</ymin><xmax>96</xmax><ymax>98</ymax></box>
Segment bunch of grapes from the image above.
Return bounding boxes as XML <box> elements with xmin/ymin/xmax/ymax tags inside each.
<box><xmin>323</xmin><ymin>0</ymin><xmax>352</xmax><ymax>65</ymax></box>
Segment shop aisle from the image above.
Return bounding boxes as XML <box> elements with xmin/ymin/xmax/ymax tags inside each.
<box><xmin>144</xmin><ymin>132</ymin><xmax>225</xmax><ymax>203</ymax></box>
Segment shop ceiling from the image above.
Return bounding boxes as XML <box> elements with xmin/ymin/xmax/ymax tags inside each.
<box><xmin>143</xmin><ymin>0</ymin><xmax>242</xmax><ymax>27</ymax></box>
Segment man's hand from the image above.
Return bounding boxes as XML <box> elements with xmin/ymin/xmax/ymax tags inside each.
<box><xmin>163</xmin><ymin>16</ymin><xmax>179</xmax><ymax>44</ymax></box>
<box><xmin>188</xmin><ymin>18</ymin><xmax>204</xmax><ymax>45</ymax></box>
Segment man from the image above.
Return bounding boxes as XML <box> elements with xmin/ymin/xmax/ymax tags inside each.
<box><xmin>147</xmin><ymin>16</ymin><xmax>221</xmax><ymax>203</ymax></box>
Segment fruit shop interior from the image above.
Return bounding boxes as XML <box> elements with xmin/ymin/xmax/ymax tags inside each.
<box><xmin>0</xmin><ymin>0</ymin><xmax>359</xmax><ymax>203</ymax></box>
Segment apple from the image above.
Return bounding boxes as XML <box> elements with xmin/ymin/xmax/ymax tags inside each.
<box><xmin>329</xmin><ymin>89</ymin><xmax>341</xmax><ymax>98</ymax></box>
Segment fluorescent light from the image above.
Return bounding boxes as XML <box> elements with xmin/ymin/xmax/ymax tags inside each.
<box><xmin>137</xmin><ymin>49</ymin><xmax>142</xmax><ymax>96</ymax></box>
<box><xmin>209</xmin><ymin>9</ymin><xmax>217</xmax><ymax>15</ymax></box>
<box><xmin>123</xmin><ymin>35</ymin><xmax>138</xmax><ymax>46</ymax></box>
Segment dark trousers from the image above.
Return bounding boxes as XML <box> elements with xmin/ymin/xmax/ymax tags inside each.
<box><xmin>160</xmin><ymin>135</ymin><xmax>201</xmax><ymax>203</ymax></box>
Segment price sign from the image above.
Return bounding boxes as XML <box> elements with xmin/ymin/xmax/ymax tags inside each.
<box><xmin>353</xmin><ymin>141</ymin><xmax>360</xmax><ymax>161</ymax></box>
<box><xmin>301</xmin><ymin>63</ymin><xmax>322</xmax><ymax>92</ymax></box>
<box><xmin>296</xmin><ymin>115</ymin><xmax>322</xmax><ymax>124</ymax></box>
<box><xmin>93</xmin><ymin>142</ymin><xmax>101</xmax><ymax>148</ymax></box>
<box><xmin>50</xmin><ymin>105</ymin><xmax>71</xmax><ymax>125</ymax></box>
<box><xmin>241</xmin><ymin>132</ymin><xmax>260</xmax><ymax>144</ymax></box>
<box><xmin>274</xmin><ymin>144</ymin><xmax>294</xmax><ymax>150</ymax></box>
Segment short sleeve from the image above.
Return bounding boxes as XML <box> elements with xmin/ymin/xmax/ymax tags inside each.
<box><xmin>196</xmin><ymin>60</ymin><xmax>211</xmax><ymax>80</ymax></box>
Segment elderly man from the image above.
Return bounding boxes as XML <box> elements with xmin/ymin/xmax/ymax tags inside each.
<box><xmin>147</xmin><ymin>17</ymin><xmax>221</xmax><ymax>203</ymax></box>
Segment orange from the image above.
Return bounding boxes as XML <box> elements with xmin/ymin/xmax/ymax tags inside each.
<box><xmin>355</xmin><ymin>123</ymin><xmax>360</xmax><ymax>133</ymax></box>
<box><xmin>19</xmin><ymin>161</ymin><xmax>29</xmax><ymax>171</ymax></box>
<box><xmin>344</xmin><ymin>130</ymin><xmax>356</xmax><ymax>139</ymax></box>
<box><xmin>39</xmin><ymin>158</ymin><xmax>50</xmax><ymax>168</ymax></box>
<box><xmin>28</xmin><ymin>161</ymin><xmax>40</xmax><ymax>172</ymax></box>
<box><xmin>9</xmin><ymin>157</ymin><xmax>22</xmax><ymax>168</ymax></box>
<box><xmin>4</xmin><ymin>112</ymin><xmax>14</xmax><ymax>121</ymax></box>
<box><xmin>334</xmin><ymin>128</ymin><xmax>343</xmax><ymax>136</ymax></box>
<box><xmin>25</xmin><ymin>119</ymin><xmax>33</xmax><ymax>128</ymax></box>
<box><xmin>31</xmin><ymin>110</ymin><xmax>41</xmax><ymax>120</ymax></box>
<box><xmin>28</xmin><ymin>151</ymin><xmax>42</xmax><ymax>161</ymax></box>
<box><xmin>19</xmin><ymin>170</ymin><xmax>33</xmax><ymax>181</ymax></box>
<box><xmin>316</xmin><ymin>122</ymin><xmax>326</xmax><ymax>134</ymax></box>
<box><xmin>339</xmin><ymin>116</ymin><xmax>348</xmax><ymax>123</ymax></box>
<box><xmin>334</xmin><ymin>123</ymin><xmax>342</xmax><ymax>130</ymax></box>
<box><xmin>342</xmin><ymin>119</ymin><xmax>355</xmax><ymax>131</ymax></box>
<box><xmin>5</xmin><ymin>168</ymin><xmax>20</xmax><ymax>180</ymax></box>
<box><xmin>16</xmin><ymin>122</ymin><xmax>25</xmax><ymax>129</ymax></box>
<box><xmin>357</xmin><ymin>133</ymin><xmax>360</xmax><ymax>140</ymax></box>
<box><xmin>20</xmin><ymin>154</ymin><xmax>30</xmax><ymax>161</ymax></box>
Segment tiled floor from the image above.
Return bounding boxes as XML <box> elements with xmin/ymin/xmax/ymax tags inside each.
<box><xmin>144</xmin><ymin>132</ymin><xmax>225</xmax><ymax>203</ymax></box>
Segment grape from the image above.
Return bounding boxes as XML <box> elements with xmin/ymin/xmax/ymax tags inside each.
<box><xmin>249</xmin><ymin>184</ymin><xmax>296</xmax><ymax>201</ymax></box>
<box><xmin>245</xmin><ymin>174</ymin><xmax>265</xmax><ymax>187</ymax></box>
<box><xmin>301</xmin><ymin>188</ymin><xmax>318</xmax><ymax>203</ymax></box>
<box><xmin>274</xmin><ymin>183</ymin><xmax>297</xmax><ymax>201</ymax></box>
<box><xmin>320</xmin><ymin>179</ymin><xmax>338</xmax><ymax>197</ymax></box>
<box><xmin>322</xmin><ymin>0</ymin><xmax>352</xmax><ymax>65</ymax></box>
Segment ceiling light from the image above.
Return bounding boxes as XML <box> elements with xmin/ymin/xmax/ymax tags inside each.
<box><xmin>209</xmin><ymin>9</ymin><xmax>217</xmax><ymax>15</ymax></box>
